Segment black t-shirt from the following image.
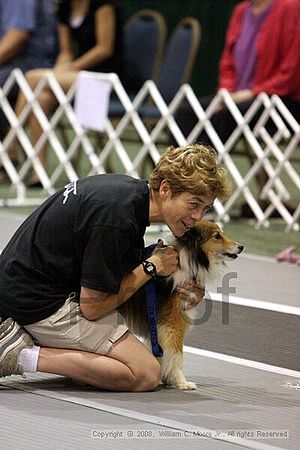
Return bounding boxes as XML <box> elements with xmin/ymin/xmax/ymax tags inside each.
<box><xmin>0</xmin><ymin>174</ymin><xmax>149</xmax><ymax>325</ymax></box>
<box><xmin>58</xmin><ymin>0</ymin><xmax>123</xmax><ymax>75</ymax></box>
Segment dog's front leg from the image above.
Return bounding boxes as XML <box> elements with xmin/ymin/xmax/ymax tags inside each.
<box><xmin>158</xmin><ymin>321</ymin><xmax>196</xmax><ymax>390</ymax></box>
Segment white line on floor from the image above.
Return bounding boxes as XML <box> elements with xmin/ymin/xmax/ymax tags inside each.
<box><xmin>184</xmin><ymin>346</ymin><xmax>300</xmax><ymax>378</ymax></box>
<box><xmin>209</xmin><ymin>292</ymin><xmax>300</xmax><ymax>316</ymax></box>
<box><xmin>0</xmin><ymin>381</ymin><xmax>287</xmax><ymax>450</ymax></box>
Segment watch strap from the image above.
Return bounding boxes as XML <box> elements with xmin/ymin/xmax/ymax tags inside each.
<box><xmin>142</xmin><ymin>260</ymin><xmax>157</xmax><ymax>279</ymax></box>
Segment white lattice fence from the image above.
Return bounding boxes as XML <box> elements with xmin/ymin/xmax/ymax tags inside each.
<box><xmin>0</xmin><ymin>69</ymin><xmax>299</xmax><ymax>231</ymax></box>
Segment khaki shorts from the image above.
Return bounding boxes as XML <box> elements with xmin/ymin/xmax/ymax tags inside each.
<box><xmin>24</xmin><ymin>293</ymin><xmax>128</xmax><ymax>355</ymax></box>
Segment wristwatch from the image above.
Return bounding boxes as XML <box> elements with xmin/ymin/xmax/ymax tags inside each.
<box><xmin>142</xmin><ymin>260</ymin><xmax>157</xmax><ymax>279</ymax></box>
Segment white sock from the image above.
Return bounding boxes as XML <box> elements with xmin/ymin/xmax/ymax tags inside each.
<box><xmin>18</xmin><ymin>345</ymin><xmax>40</xmax><ymax>373</ymax></box>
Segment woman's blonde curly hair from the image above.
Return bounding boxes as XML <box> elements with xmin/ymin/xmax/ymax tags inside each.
<box><xmin>149</xmin><ymin>144</ymin><xmax>231</xmax><ymax>201</ymax></box>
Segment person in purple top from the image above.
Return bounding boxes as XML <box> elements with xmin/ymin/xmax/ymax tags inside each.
<box><xmin>233</xmin><ymin>2</ymin><xmax>273</xmax><ymax>91</ymax></box>
<box><xmin>172</xmin><ymin>0</ymin><xmax>300</xmax><ymax>216</ymax></box>
<box><xmin>174</xmin><ymin>0</ymin><xmax>300</xmax><ymax>144</ymax></box>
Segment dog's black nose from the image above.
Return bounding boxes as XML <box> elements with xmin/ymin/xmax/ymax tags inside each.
<box><xmin>238</xmin><ymin>245</ymin><xmax>244</xmax><ymax>252</ymax></box>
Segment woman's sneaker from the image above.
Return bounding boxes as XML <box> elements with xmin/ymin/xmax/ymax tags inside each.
<box><xmin>0</xmin><ymin>318</ymin><xmax>34</xmax><ymax>377</ymax></box>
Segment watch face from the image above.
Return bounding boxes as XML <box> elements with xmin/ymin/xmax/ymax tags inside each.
<box><xmin>143</xmin><ymin>261</ymin><xmax>157</xmax><ymax>278</ymax></box>
<box><xmin>147</xmin><ymin>263</ymin><xmax>155</xmax><ymax>275</ymax></box>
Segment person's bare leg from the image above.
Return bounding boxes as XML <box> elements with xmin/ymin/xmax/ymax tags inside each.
<box><xmin>37</xmin><ymin>331</ymin><xmax>161</xmax><ymax>392</ymax></box>
<box><xmin>26</xmin><ymin>89</ymin><xmax>57</xmax><ymax>184</ymax></box>
<box><xmin>27</xmin><ymin>69</ymin><xmax>79</xmax><ymax>183</ymax></box>
<box><xmin>7</xmin><ymin>69</ymin><xmax>51</xmax><ymax>162</ymax></box>
<box><xmin>26</xmin><ymin>69</ymin><xmax>79</xmax><ymax>183</ymax></box>
<box><xmin>8</xmin><ymin>68</ymin><xmax>78</xmax><ymax>183</ymax></box>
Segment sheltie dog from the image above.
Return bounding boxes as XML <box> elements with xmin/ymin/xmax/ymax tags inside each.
<box><xmin>120</xmin><ymin>220</ymin><xmax>244</xmax><ymax>390</ymax></box>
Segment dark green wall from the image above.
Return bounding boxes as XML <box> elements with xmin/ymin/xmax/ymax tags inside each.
<box><xmin>118</xmin><ymin>0</ymin><xmax>241</xmax><ymax>96</ymax></box>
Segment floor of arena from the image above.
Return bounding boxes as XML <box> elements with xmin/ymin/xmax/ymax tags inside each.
<box><xmin>1</xmin><ymin>212</ymin><xmax>299</xmax><ymax>450</ymax></box>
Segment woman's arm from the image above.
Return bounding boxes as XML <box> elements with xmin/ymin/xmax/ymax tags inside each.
<box><xmin>80</xmin><ymin>263</ymin><xmax>154</xmax><ymax>321</ymax></box>
<box><xmin>252</xmin><ymin>3</ymin><xmax>300</xmax><ymax>96</ymax></box>
<box><xmin>54</xmin><ymin>23</ymin><xmax>74</xmax><ymax>67</ymax></box>
<box><xmin>70</xmin><ymin>4</ymin><xmax>116</xmax><ymax>71</ymax></box>
<box><xmin>80</xmin><ymin>246</ymin><xmax>179</xmax><ymax>321</ymax></box>
<box><xmin>0</xmin><ymin>29</ymin><xmax>29</xmax><ymax>64</ymax></box>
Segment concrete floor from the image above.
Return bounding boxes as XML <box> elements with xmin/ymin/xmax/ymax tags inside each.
<box><xmin>1</xmin><ymin>212</ymin><xmax>299</xmax><ymax>450</ymax></box>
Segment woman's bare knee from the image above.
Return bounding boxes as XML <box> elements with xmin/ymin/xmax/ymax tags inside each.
<box><xmin>24</xmin><ymin>69</ymin><xmax>56</xmax><ymax>115</ymax></box>
<box><xmin>25</xmin><ymin>69</ymin><xmax>49</xmax><ymax>89</ymax></box>
<box><xmin>131</xmin><ymin>357</ymin><xmax>161</xmax><ymax>392</ymax></box>
<box><xmin>107</xmin><ymin>332</ymin><xmax>161</xmax><ymax>391</ymax></box>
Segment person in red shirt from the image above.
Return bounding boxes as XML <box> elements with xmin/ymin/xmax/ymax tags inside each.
<box><xmin>219</xmin><ymin>0</ymin><xmax>300</xmax><ymax>101</ymax></box>
<box><xmin>175</xmin><ymin>0</ymin><xmax>300</xmax><ymax>143</ymax></box>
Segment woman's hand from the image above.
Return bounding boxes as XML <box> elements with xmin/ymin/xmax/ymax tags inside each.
<box><xmin>230</xmin><ymin>89</ymin><xmax>254</xmax><ymax>104</ymax></box>
<box><xmin>53</xmin><ymin>61</ymin><xmax>79</xmax><ymax>72</ymax></box>
<box><xmin>176</xmin><ymin>280</ymin><xmax>205</xmax><ymax>310</ymax></box>
<box><xmin>148</xmin><ymin>240</ymin><xmax>179</xmax><ymax>277</ymax></box>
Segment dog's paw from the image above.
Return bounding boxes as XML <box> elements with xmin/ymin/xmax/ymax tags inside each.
<box><xmin>175</xmin><ymin>381</ymin><xmax>197</xmax><ymax>390</ymax></box>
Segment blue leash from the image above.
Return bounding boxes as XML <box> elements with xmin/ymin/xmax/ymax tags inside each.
<box><xmin>144</xmin><ymin>244</ymin><xmax>163</xmax><ymax>357</ymax></box>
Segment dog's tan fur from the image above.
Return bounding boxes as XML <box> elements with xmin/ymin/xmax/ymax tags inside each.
<box><xmin>120</xmin><ymin>220</ymin><xmax>244</xmax><ymax>390</ymax></box>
